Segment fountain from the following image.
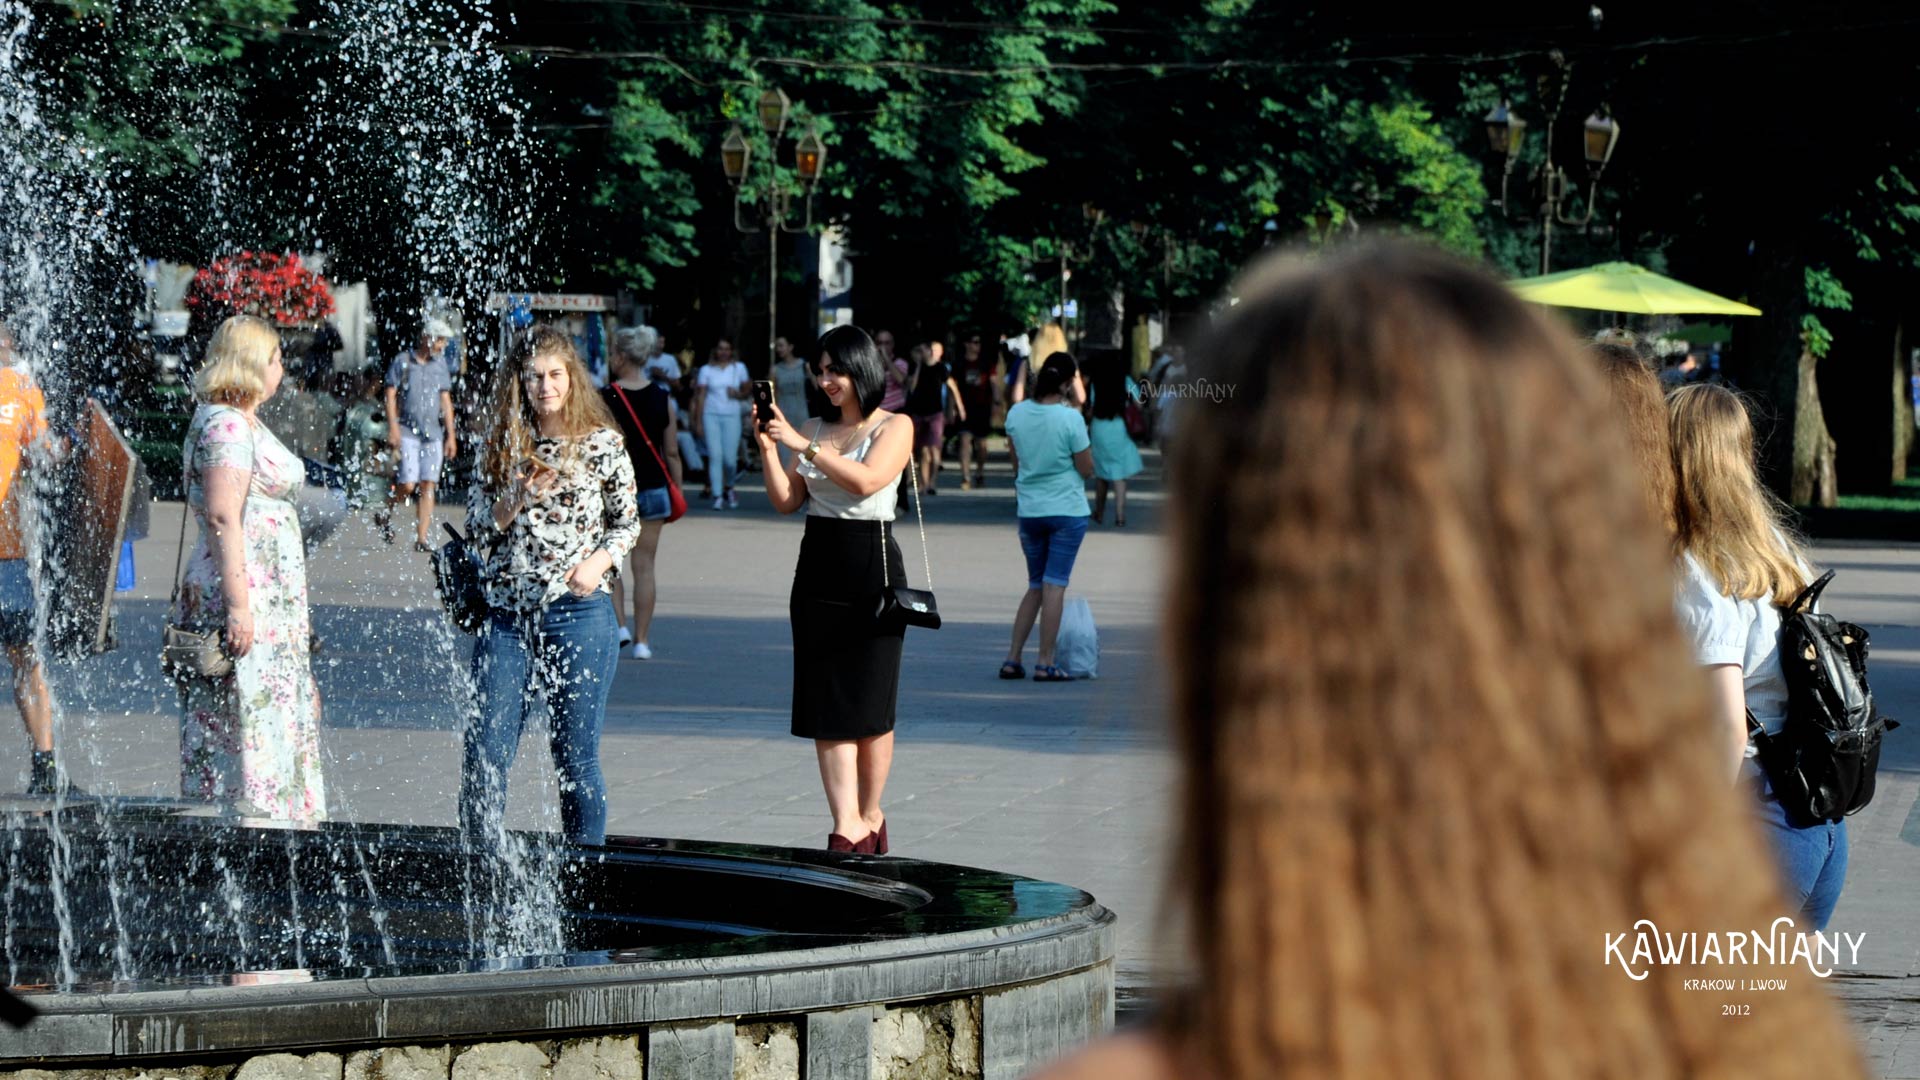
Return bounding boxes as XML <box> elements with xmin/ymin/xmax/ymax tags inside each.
<box><xmin>1</xmin><ymin>802</ymin><xmax>1113</xmax><ymax>1079</ymax></box>
<box><xmin>0</xmin><ymin>0</ymin><xmax>1120</xmax><ymax>1075</ymax></box>
<box><xmin>0</xmin><ymin>799</ymin><xmax>1121</xmax><ymax>1076</ymax></box>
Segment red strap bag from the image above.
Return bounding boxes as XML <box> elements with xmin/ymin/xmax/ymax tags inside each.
<box><xmin>611</xmin><ymin>385</ymin><xmax>688</xmax><ymax>524</ymax></box>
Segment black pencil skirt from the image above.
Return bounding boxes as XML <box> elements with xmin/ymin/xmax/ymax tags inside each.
<box><xmin>790</xmin><ymin>516</ymin><xmax>907</xmax><ymax>740</ymax></box>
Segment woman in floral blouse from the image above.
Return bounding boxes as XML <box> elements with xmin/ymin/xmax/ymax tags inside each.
<box><xmin>177</xmin><ymin>315</ymin><xmax>327</xmax><ymax>823</ymax></box>
<box><xmin>462</xmin><ymin>325</ymin><xmax>639</xmax><ymax>845</ymax></box>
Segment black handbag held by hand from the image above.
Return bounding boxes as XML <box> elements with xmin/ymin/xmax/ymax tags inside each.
<box><xmin>876</xmin><ymin>449</ymin><xmax>940</xmax><ymax>630</ymax></box>
<box><xmin>433</xmin><ymin>522</ymin><xmax>493</xmax><ymax>634</ymax></box>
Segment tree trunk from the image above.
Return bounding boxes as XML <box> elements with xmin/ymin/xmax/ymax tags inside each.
<box><xmin>1079</xmin><ymin>285</ymin><xmax>1125</xmax><ymax>350</ymax></box>
<box><xmin>1741</xmin><ymin>250</ymin><xmax>1837</xmax><ymax>506</ymax></box>
<box><xmin>1791</xmin><ymin>345</ymin><xmax>1839</xmax><ymax>507</ymax></box>
<box><xmin>1894</xmin><ymin>318</ymin><xmax>1913</xmax><ymax>482</ymax></box>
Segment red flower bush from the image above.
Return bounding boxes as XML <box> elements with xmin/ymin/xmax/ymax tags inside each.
<box><xmin>186</xmin><ymin>251</ymin><xmax>337</xmax><ymax>327</ymax></box>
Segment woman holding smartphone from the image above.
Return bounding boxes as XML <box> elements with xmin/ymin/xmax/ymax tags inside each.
<box><xmin>461</xmin><ymin>325</ymin><xmax>639</xmax><ymax>846</ymax></box>
<box><xmin>755</xmin><ymin>325</ymin><xmax>914</xmax><ymax>855</ymax></box>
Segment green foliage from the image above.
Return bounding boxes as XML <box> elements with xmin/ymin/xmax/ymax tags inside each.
<box><xmin>1333</xmin><ymin>100</ymin><xmax>1486</xmax><ymax>256</ymax></box>
<box><xmin>1801</xmin><ymin>266</ymin><xmax>1854</xmax><ymax>360</ymax></box>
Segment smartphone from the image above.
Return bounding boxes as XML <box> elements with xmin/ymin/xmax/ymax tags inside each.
<box><xmin>751</xmin><ymin>380</ymin><xmax>776</xmax><ymax>429</ymax></box>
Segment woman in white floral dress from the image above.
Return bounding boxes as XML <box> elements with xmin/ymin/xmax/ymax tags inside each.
<box><xmin>176</xmin><ymin>315</ymin><xmax>327</xmax><ymax>823</ymax></box>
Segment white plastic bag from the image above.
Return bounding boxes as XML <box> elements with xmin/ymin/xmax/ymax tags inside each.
<box><xmin>1056</xmin><ymin>597</ymin><xmax>1099</xmax><ymax>679</ymax></box>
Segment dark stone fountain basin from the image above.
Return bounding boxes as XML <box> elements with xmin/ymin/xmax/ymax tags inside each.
<box><xmin>0</xmin><ymin>802</ymin><xmax>1115</xmax><ymax>1079</ymax></box>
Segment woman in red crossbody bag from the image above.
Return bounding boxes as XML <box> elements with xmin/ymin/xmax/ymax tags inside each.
<box><xmin>602</xmin><ymin>328</ymin><xmax>687</xmax><ymax>659</ymax></box>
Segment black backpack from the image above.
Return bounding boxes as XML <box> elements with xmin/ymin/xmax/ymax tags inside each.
<box><xmin>1750</xmin><ymin>570</ymin><xmax>1899</xmax><ymax>827</ymax></box>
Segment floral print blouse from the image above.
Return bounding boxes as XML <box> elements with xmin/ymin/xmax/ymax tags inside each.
<box><xmin>466</xmin><ymin>427</ymin><xmax>640</xmax><ymax>614</ymax></box>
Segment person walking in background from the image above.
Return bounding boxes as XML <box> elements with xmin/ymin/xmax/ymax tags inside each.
<box><xmin>659</xmin><ymin>355</ymin><xmax>705</xmax><ymax>485</ymax></box>
<box><xmin>0</xmin><ymin>323</ymin><xmax>67</xmax><ymax>795</ymax></box>
<box><xmin>381</xmin><ymin>318</ymin><xmax>457</xmax><ymax>552</ymax></box>
<box><xmin>1013</xmin><ymin>323</ymin><xmax>1067</xmax><ymax>406</ymax></box>
<box><xmin>769</xmin><ymin>334</ymin><xmax>813</xmax><ymax>471</ymax></box>
<box><xmin>904</xmin><ymin>341</ymin><xmax>963</xmax><ymax>497</ymax></box>
<box><xmin>641</xmin><ymin>328</ymin><xmax>679</xmax><ymax>384</ymax></box>
<box><xmin>1035</xmin><ymin>241</ymin><xmax>1863</xmax><ymax>1080</ymax></box>
<box><xmin>604</xmin><ymin>327</ymin><xmax>681</xmax><ymax>660</ymax></box>
<box><xmin>1001</xmin><ymin>354</ymin><xmax>1092</xmax><ymax>682</ymax></box>
<box><xmin>331</xmin><ymin>365</ymin><xmax>391</xmax><ymax>509</ymax></box>
<box><xmin>874</xmin><ymin>329</ymin><xmax>911</xmax><ymax>414</ymax></box>
<box><xmin>755</xmin><ymin>325</ymin><xmax>914</xmax><ymax>855</ymax></box>
<box><xmin>1593</xmin><ymin>341</ymin><xmax>1678</xmax><ymax>539</ymax></box>
<box><xmin>691</xmin><ymin>337</ymin><xmax>748</xmax><ymax>510</ymax></box>
<box><xmin>461</xmin><ymin>326</ymin><xmax>637</xmax><ymax>846</ymax></box>
<box><xmin>175</xmin><ymin>315</ymin><xmax>326</xmax><ymax>823</ymax></box>
<box><xmin>1670</xmin><ymin>383</ymin><xmax>1849</xmax><ymax>929</ymax></box>
<box><xmin>953</xmin><ymin>331</ymin><xmax>997</xmax><ymax>490</ymax></box>
<box><xmin>1085</xmin><ymin>348</ymin><xmax>1143</xmax><ymax>526</ymax></box>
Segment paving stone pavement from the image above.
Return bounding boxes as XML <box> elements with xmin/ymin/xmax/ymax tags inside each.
<box><xmin>9</xmin><ymin>458</ymin><xmax>1920</xmax><ymax>1071</ymax></box>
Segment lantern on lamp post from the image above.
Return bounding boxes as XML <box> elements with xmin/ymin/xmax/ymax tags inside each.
<box><xmin>1481</xmin><ymin>87</ymin><xmax>1622</xmax><ymax>273</ymax></box>
<box><xmin>723</xmin><ymin>91</ymin><xmax>825</xmax><ymax>368</ymax></box>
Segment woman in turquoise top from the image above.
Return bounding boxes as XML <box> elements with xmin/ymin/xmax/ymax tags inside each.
<box><xmin>1000</xmin><ymin>354</ymin><xmax>1093</xmax><ymax>682</ymax></box>
<box><xmin>1085</xmin><ymin>349</ymin><xmax>1143</xmax><ymax>525</ymax></box>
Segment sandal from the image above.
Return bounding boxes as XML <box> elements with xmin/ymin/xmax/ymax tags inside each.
<box><xmin>1033</xmin><ymin>664</ymin><xmax>1075</xmax><ymax>682</ymax></box>
<box><xmin>999</xmin><ymin>661</ymin><xmax>1025</xmax><ymax>680</ymax></box>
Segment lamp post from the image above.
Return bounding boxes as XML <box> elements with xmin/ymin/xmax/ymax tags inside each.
<box><xmin>1485</xmin><ymin>84</ymin><xmax>1621</xmax><ymax>274</ymax></box>
<box><xmin>721</xmin><ymin>88</ymin><xmax>826</xmax><ymax>366</ymax></box>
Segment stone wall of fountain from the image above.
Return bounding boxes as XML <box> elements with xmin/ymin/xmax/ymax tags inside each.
<box><xmin>0</xmin><ymin>810</ymin><xmax>1115</xmax><ymax>1080</ymax></box>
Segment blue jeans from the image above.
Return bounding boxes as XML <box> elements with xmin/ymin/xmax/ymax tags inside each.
<box><xmin>703</xmin><ymin>410</ymin><xmax>741</xmax><ymax>495</ymax></box>
<box><xmin>1017</xmin><ymin>515</ymin><xmax>1090</xmax><ymax>589</ymax></box>
<box><xmin>461</xmin><ymin>592</ymin><xmax>618</xmax><ymax>845</ymax></box>
<box><xmin>1754</xmin><ymin>779</ymin><xmax>1849</xmax><ymax>930</ymax></box>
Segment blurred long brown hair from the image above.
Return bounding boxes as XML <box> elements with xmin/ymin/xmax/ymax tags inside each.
<box><xmin>1593</xmin><ymin>341</ymin><xmax>1678</xmax><ymax>542</ymax></box>
<box><xmin>1670</xmin><ymin>383</ymin><xmax>1811</xmax><ymax>603</ymax></box>
<box><xmin>1162</xmin><ymin>242</ymin><xmax>1862</xmax><ymax>1079</ymax></box>
<box><xmin>478</xmin><ymin>324</ymin><xmax>617</xmax><ymax>492</ymax></box>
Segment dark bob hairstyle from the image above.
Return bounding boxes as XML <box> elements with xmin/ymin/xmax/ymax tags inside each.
<box><xmin>1034</xmin><ymin>353</ymin><xmax>1079</xmax><ymax>400</ymax></box>
<box><xmin>815</xmin><ymin>324</ymin><xmax>889</xmax><ymax>417</ymax></box>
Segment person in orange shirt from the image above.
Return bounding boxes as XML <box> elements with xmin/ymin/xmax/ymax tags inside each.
<box><xmin>0</xmin><ymin>323</ymin><xmax>61</xmax><ymax>795</ymax></box>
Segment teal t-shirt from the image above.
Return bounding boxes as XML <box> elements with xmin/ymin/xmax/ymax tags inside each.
<box><xmin>1005</xmin><ymin>400</ymin><xmax>1092</xmax><ymax>518</ymax></box>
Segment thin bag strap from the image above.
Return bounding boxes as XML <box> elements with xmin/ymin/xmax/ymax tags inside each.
<box><xmin>612</xmin><ymin>384</ymin><xmax>673</xmax><ymax>481</ymax></box>
<box><xmin>172</xmin><ymin>409</ymin><xmax>255</xmax><ymax>605</ymax></box>
<box><xmin>880</xmin><ymin>418</ymin><xmax>933</xmax><ymax>591</ymax></box>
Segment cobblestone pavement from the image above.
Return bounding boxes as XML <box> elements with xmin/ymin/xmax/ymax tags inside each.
<box><xmin>8</xmin><ymin>457</ymin><xmax>1920</xmax><ymax>1071</ymax></box>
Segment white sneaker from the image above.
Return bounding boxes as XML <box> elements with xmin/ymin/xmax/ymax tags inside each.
<box><xmin>712</xmin><ymin>496</ymin><xmax>726</xmax><ymax>511</ymax></box>
<box><xmin>725</xmin><ymin>490</ymin><xmax>739</xmax><ymax>508</ymax></box>
<box><xmin>631</xmin><ymin>642</ymin><xmax>652</xmax><ymax>660</ymax></box>
<box><xmin>617</xmin><ymin>625</ymin><xmax>633</xmax><ymax>646</ymax></box>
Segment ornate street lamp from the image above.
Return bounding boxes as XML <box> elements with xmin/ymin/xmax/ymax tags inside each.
<box><xmin>1583</xmin><ymin>110</ymin><xmax>1621</xmax><ymax>175</ymax></box>
<box><xmin>756</xmin><ymin>88</ymin><xmax>791</xmax><ymax>138</ymax></box>
<box><xmin>1481</xmin><ymin>86</ymin><xmax>1622</xmax><ymax>272</ymax></box>
<box><xmin>794</xmin><ymin>127</ymin><xmax>825</xmax><ymax>187</ymax></box>
<box><xmin>1484</xmin><ymin>100</ymin><xmax>1528</xmax><ymax>159</ymax></box>
<box><xmin>720</xmin><ymin>126</ymin><xmax>750</xmax><ymax>187</ymax></box>
<box><xmin>725</xmin><ymin>90</ymin><xmax>824</xmax><ymax>367</ymax></box>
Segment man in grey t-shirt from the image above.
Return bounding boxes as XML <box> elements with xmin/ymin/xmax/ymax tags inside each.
<box><xmin>381</xmin><ymin>318</ymin><xmax>458</xmax><ymax>551</ymax></box>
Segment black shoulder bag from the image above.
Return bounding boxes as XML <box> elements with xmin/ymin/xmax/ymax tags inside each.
<box><xmin>433</xmin><ymin>521</ymin><xmax>494</xmax><ymax>634</ymax></box>
<box><xmin>876</xmin><ymin>437</ymin><xmax>940</xmax><ymax>630</ymax></box>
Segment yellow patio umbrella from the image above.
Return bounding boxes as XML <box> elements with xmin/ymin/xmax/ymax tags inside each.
<box><xmin>1507</xmin><ymin>261</ymin><xmax>1762</xmax><ymax>316</ymax></box>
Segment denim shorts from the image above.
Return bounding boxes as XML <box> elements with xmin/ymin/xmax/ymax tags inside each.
<box><xmin>1017</xmin><ymin>515</ymin><xmax>1090</xmax><ymax>589</ymax></box>
<box><xmin>0</xmin><ymin>558</ymin><xmax>35</xmax><ymax>647</ymax></box>
<box><xmin>637</xmin><ymin>485</ymin><xmax>674</xmax><ymax>522</ymax></box>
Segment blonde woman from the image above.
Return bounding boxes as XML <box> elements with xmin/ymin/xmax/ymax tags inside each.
<box><xmin>1037</xmin><ymin>243</ymin><xmax>1863</xmax><ymax>1080</ymax></box>
<box><xmin>1670</xmin><ymin>383</ymin><xmax>1848</xmax><ymax>929</ymax></box>
<box><xmin>461</xmin><ymin>325</ymin><xmax>639</xmax><ymax>846</ymax></box>
<box><xmin>1012</xmin><ymin>322</ymin><xmax>1068</xmax><ymax>405</ymax></box>
<box><xmin>177</xmin><ymin>315</ymin><xmax>326</xmax><ymax>823</ymax></box>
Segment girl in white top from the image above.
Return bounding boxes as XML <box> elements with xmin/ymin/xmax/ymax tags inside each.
<box><xmin>691</xmin><ymin>338</ymin><xmax>749</xmax><ymax>509</ymax></box>
<box><xmin>1669</xmin><ymin>383</ymin><xmax>1847</xmax><ymax>929</ymax></box>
